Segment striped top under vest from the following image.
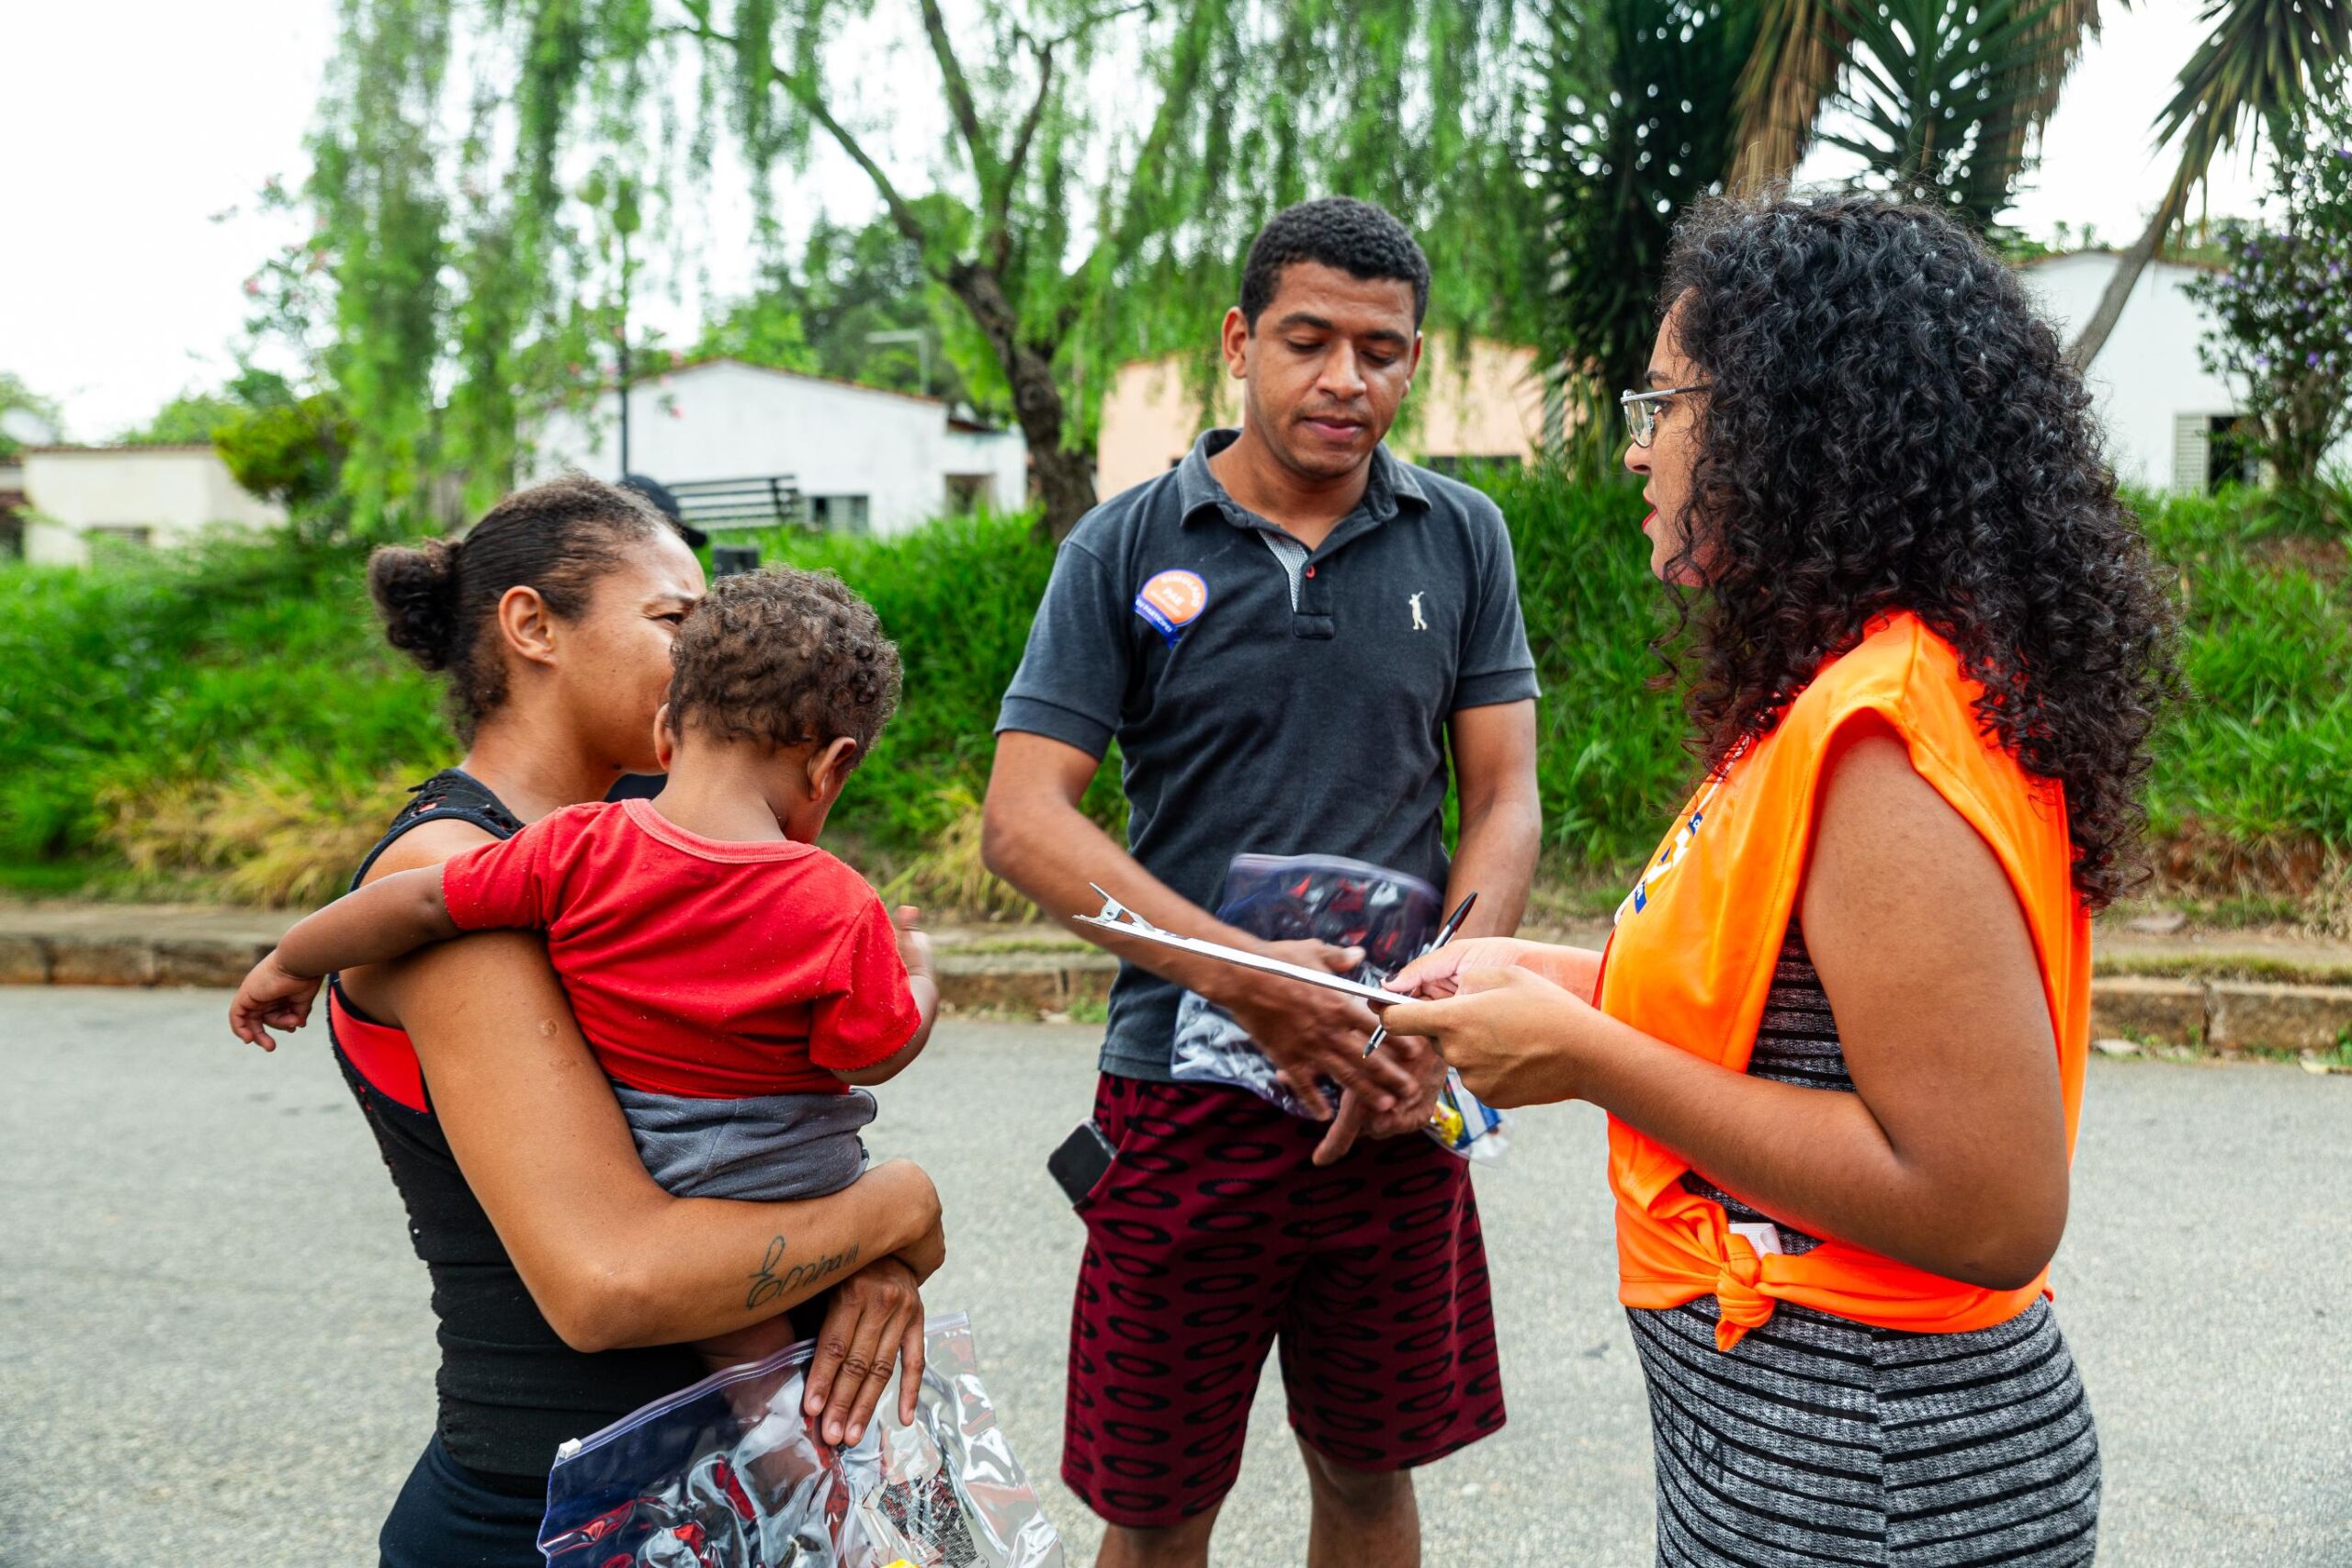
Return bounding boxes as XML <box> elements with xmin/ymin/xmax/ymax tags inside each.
<box><xmin>1633</xmin><ymin>922</ymin><xmax>2102</xmax><ymax>1567</ymax></box>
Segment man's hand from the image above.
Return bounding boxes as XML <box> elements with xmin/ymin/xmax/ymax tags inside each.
<box><xmin>1212</xmin><ymin>939</ymin><xmax>1417</xmax><ymax>1122</ymax></box>
<box><xmin>1311</xmin><ymin>1029</ymin><xmax>1449</xmax><ymax>1164</ymax></box>
<box><xmin>801</xmin><ymin>1256</ymin><xmax>927</xmax><ymax>1443</ymax></box>
<box><xmin>229</xmin><ymin>950</ymin><xmax>323</xmax><ymax>1052</ymax></box>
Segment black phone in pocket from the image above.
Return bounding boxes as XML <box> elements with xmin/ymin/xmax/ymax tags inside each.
<box><xmin>1046</xmin><ymin>1120</ymin><xmax>1116</xmax><ymax>1207</ymax></box>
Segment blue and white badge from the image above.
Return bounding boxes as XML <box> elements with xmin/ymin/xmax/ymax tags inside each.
<box><xmin>1134</xmin><ymin>569</ymin><xmax>1209</xmax><ymax>648</ymax></box>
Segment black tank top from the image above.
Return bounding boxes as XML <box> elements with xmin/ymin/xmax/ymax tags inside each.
<box><xmin>330</xmin><ymin>769</ymin><xmax>701</xmax><ymax>1483</ymax></box>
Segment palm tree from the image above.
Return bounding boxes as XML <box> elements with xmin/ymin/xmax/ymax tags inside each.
<box><xmin>1729</xmin><ymin>0</ymin><xmax>2104</xmax><ymax>218</ymax></box>
<box><xmin>2066</xmin><ymin>0</ymin><xmax>2352</xmax><ymax>372</ymax></box>
<box><xmin>1540</xmin><ymin>0</ymin><xmax>2103</xmax><ymax>461</ymax></box>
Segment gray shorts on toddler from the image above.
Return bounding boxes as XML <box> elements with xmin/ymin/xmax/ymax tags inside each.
<box><xmin>610</xmin><ymin>1084</ymin><xmax>877</xmax><ymax>1201</ymax></box>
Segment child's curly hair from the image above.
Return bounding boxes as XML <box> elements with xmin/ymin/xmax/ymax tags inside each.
<box><xmin>665</xmin><ymin>568</ymin><xmax>902</xmax><ymax>763</ymax></box>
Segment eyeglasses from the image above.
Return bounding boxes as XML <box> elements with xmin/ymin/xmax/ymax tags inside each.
<box><xmin>1620</xmin><ymin>386</ymin><xmax>1706</xmax><ymax>449</ymax></box>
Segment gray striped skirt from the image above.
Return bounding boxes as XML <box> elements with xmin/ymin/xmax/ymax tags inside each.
<box><xmin>1629</xmin><ymin>1294</ymin><xmax>2100</xmax><ymax>1566</ymax></box>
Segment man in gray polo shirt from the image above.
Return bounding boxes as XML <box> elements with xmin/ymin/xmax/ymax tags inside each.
<box><xmin>983</xmin><ymin>197</ymin><xmax>1541</xmax><ymax>1568</ymax></box>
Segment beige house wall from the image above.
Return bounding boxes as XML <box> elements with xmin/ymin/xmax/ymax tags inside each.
<box><xmin>1095</xmin><ymin>336</ymin><xmax>1545</xmax><ymax>499</ymax></box>
<box><xmin>20</xmin><ymin>446</ymin><xmax>285</xmax><ymax>566</ymax></box>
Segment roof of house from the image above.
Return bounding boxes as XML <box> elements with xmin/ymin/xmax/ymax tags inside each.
<box><xmin>627</xmin><ymin>355</ymin><xmax>949</xmax><ymax>410</ymax></box>
<box><xmin>621</xmin><ymin>356</ymin><xmax>1013</xmax><ymax>434</ymax></box>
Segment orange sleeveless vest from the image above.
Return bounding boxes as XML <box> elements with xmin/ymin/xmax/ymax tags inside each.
<box><xmin>1596</xmin><ymin>613</ymin><xmax>2090</xmax><ymax>1351</ymax></box>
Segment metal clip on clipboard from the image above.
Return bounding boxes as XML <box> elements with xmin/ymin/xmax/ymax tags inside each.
<box><xmin>1075</xmin><ymin>885</ymin><xmax>1405</xmax><ymax>1009</ymax></box>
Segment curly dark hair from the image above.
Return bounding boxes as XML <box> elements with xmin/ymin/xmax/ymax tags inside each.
<box><xmin>1657</xmin><ymin>191</ymin><xmax>2177</xmax><ymax>909</ymax></box>
<box><xmin>1240</xmin><ymin>197</ymin><xmax>1430</xmax><ymax>329</ymax></box>
<box><xmin>665</xmin><ymin>567</ymin><xmax>902</xmax><ymax>762</ymax></box>
<box><xmin>368</xmin><ymin>474</ymin><xmax>673</xmax><ymax>740</ymax></box>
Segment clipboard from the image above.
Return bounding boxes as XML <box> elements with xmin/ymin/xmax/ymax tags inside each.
<box><xmin>1073</xmin><ymin>885</ymin><xmax>1404</xmax><ymax>1008</ymax></box>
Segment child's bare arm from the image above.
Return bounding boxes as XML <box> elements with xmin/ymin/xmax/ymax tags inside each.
<box><xmin>831</xmin><ymin>906</ymin><xmax>937</xmax><ymax>1087</ymax></box>
<box><xmin>831</xmin><ymin>976</ymin><xmax>939</xmax><ymax>1086</ymax></box>
<box><xmin>229</xmin><ymin>867</ymin><xmax>462</xmax><ymax>1050</ymax></box>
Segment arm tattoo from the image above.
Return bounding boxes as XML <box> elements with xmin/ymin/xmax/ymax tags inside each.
<box><xmin>746</xmin><ymin>1236</ymin><xmax>862</xmax><ymax>1311</ymax></box>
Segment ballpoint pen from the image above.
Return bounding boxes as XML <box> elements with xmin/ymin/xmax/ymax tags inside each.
<box><xmin>1363</xmin><ymin>890</ymin><xmax>1476</xmax><ymax>1057</ymax></box>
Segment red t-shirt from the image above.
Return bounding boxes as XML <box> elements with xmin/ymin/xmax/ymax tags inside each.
<box><xmin>438</xmin><ymin>798</ymin><xmax>921</xmax><ymax>1098</ymax></box>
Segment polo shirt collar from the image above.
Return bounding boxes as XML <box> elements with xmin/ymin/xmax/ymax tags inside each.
<box><xmin>1176</xmin><ymin>428</ymin><xmax>1428</xmax><ymax>532</ymax></box>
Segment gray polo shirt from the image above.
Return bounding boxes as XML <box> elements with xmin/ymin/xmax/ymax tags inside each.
<box><xmin>996</xmin><ymin>428</ymin><xmax>1540</xmax><ymax>1080</ymax></box>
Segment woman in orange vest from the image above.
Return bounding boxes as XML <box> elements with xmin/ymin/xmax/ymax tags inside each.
<box><xmin>1383</xmin><ymin>192</ymin><xmax>2174</xmax><ymax>1566</ymax></box>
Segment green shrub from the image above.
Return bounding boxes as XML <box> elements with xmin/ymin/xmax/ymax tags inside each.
<box><xmin>0</xmin><ymin>531</ymin><xmax>444</xmax><ymax>889</ymax></box>
<box><xmin>1476</xmin><ymin>464</ymin><xmax>1690</xmax><ymax>869</ymax></box>
<box><xmin>2139</xmin><ymin>489</ymin><xmax>2352</xmax><ymax>863</ymax></box>
<box><xmin>6</xmin><ymin>478</ymin><xmax>2351</xmax><ymax>918</ymax></box>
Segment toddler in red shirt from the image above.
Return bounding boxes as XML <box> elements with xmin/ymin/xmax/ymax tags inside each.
<box><xmin>231</xmin><ymin>568</ymin><xmax>936</xmax><ymax>1371</ymax></box>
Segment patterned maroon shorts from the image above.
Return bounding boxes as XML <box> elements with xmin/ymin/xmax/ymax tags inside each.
<box><xmin>1062</xmin><ymin>1074</ymin><xmax>1507</xmax><ymax>1528</ymax></box>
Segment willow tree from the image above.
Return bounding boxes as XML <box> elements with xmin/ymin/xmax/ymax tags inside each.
<box><xmin>675</xmin><ymin>0</ymin><xmax>1537</xmax><ymax>536</ymax></box>
<box><xmin>296</xmin><ymin>0</ymin><xmax>1537</xmax><ymax>537</ymax></box>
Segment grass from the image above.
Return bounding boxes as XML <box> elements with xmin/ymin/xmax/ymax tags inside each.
<box><xmin>2135</xmin><ymin>487</ymin><xmax>2352</xmax><ymax>925</ymax></box>
<box><xmin>3</xmin><ymin>477</ymin><xmax>2349</xmax><ymax>921</ymax></box>
<box><xmin>0</xmin><ymin>530</ymin><xmax>445</xmax><ymax>904</ymax></box>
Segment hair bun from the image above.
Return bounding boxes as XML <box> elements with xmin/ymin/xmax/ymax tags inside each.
<box><xmin>368</xmin><ymin>537</ymin><xmax>463</xmax><ymax>671</ymax></box>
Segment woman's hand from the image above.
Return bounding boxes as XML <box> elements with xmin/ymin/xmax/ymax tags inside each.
<box><xmin>801</xmin><ymin>1256</ymin><xmax>928</xmax><ymax>1446</ymax></box>
<box><xmin>1376</xmin><ymin>965</ymin><xmax>1599</xmax><ymax>1109</ymax></box>
<box><xmin>1387</xmin><ymin>936</ymin><xmax>1602</xmax><ymax>1004</ymax></box>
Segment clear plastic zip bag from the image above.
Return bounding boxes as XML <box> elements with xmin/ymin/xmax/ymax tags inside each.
<box><xmin>1428</xmin><ymin>1069</ymin><xmax>1510</xmax><ymax>1164</ymax></box>
<box><xmin>538</xmin><ymin>1312</ymin><xmax>1063</xmax><ymax>1568</ymax></box>
<box><xmin>1170</xmin><ymin>853</ymin><xmax>1441</xmax><ymax>1120</ymax></box>
<box><xmin>1169</xmin><ymin>852</ymin><xmax>1510</xmax><ymax>1163</ymax></box>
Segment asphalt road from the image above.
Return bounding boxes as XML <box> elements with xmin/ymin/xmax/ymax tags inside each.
<box><xmin>2</xmin><ymin>988</ymin><xmax>2347</xmax><ymax>1566</ymax></box>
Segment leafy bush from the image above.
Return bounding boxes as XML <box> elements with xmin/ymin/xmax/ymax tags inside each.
<box><xmin>5</xmin><ymin>477</ymin><xmax>2351</xmax><ymax>920</ymax></box>
<box><xmin>2181</xmin><ymin>97</ymin><xmax>2352</xmax><ymax>496</ymax></box>
<box><xmin>2138</xmin><ymin>490</ymin><xmax>2352</xmax><ymax>885</ymax></box>
<box><xmin>0</xmin><ymin>532</ymin><xmax>444</xmax><ymax>894</ymax></box>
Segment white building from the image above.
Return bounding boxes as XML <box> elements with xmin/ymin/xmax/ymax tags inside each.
<box><xmin>532</xmin><ymin>358</ymin><xmax>1030</xmax><ymax>536</ymax></box>
<box><xmin>2018</xmin><ymin>250</ymin><xmax>2351</xmax><ymax>493</ymax></box>
<box><xmin>17</xmin><ymin>445</ymin><xmax>286</xmax><ymax>567</ymax></box>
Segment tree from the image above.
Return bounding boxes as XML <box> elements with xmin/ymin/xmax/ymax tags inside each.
<box><xmin>2182</xmin><ymin>103</ymin><xmax>2352</xmax><ymax>493</ymax></box>
<box><xmin>675</xmin><ymin>0</ymin><xmax>1535</xmax><ymax>536</ymax></box>
<box><xmin>696</xmin><ymin>209</ymin><xmax>995</xmax><ymax>412</ymax></box>
<box><xmin>2067</xmin><ymin>0</ymin><xmax>2352</xmax><ymax>372</ymax></box>
<box><xmin>119</xmin><ymin>391</ymin><xmax>246</xmax><ymax>447</ymax></box>
<box><xmin>1536</xmin><ymin>0</ymin><xmax>2100</xmax><ymax>465</ymax></box>
<box><xmin>0</xmin><ymin>372</ymin><xmax>63</xmax><ymax>458</ymax></box>
<box><xmin>1724</xmin><ymin>0</ymin><xmax>2103</xmax><ymax>200</ymax></box>
<box><xmin>214</xmin><ymin>392</ymin><xmax>357</xmax><ymax>533</ymax></box>
<box><xmin>1537</xmin><ymin>0</ymin><xmax>1763</xmax><ymax>457</ymax></box>
<box><xmin>293</xmin><ymin>0</ymin><xmax>1537</xmax><ymax>539</ymax></box>
<box><xmin>1812</xmin><ymin>0</ymin><xmax>2099</xmax><ymax>231</ymax></box>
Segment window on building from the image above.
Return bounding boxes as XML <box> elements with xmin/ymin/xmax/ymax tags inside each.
<box><xmin>945</xmin><ymin>474</ymin><xmax>990</xmax><ymax>513</ymax></box>
<box><xmin>2173</xmin><ymin>412</ymin><xmax>2265</xmax><ymax>494</ymax></box>
<box><xmin>806</xmin><ymin>494</ymin><xmax>871</xmax><ymax>535</ymax></box>
<box><xmin>85</xmin><ymin>525</ymin><xmax>155</xmax><ymax>557</ymax></box>
<box><xmin>2207</xmin><ymin>415</ymin><xmax>2261</xmax><ymax>492</ymax></box>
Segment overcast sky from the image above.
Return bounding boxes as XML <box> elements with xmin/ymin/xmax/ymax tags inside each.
<box><xmin>1</xmin><ymin>0</ymin><xmax>2269</xmax><ymax>440</ymax></box>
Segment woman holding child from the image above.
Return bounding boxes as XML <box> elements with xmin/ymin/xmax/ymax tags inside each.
<box><xmin>235</xmin><ymin>477</ymin><xmax>944</xmax><ymax>1566</ymax></box>
<box><xmin>1384</xmin><ymin>193</ymin><xmax>2175</xmax><ymax>1565</ymax></box>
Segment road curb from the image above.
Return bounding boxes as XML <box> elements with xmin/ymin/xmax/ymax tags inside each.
<box><xmin>6</xmin><ymin>918</ymin><xmax>2351</xmax><ymax>1053</ymax></box>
